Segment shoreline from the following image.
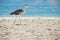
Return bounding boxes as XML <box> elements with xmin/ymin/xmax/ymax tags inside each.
<box><xmin>0</xmin><ymin>17</ymin><xmax>60</xmax><ymax>19</ymax></box>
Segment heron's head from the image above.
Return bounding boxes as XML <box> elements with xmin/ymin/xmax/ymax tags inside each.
<box><xmin>24</xmin><ymin>4</ymin><xmax>31</xmax><ymax>8</ymax></box>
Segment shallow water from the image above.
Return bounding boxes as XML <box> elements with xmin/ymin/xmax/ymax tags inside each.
<box><xmin>0</xmin><ymin>0</ymin><xmax>60</xmax><ymax>17</ymax></box>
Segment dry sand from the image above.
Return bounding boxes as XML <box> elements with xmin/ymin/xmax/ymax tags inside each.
<box><xmin>0</xmin><ymin>17</ymin><xmax>60</xmax><ymax>40</ymax></box>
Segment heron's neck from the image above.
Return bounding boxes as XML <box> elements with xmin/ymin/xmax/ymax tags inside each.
<box><xmin>24</xmin><ymin>7</ymin><xmax>27</xmax><ymax>13</ymax></box>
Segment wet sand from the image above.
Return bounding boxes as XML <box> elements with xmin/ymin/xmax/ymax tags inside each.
<box><xmin>0</xmin><ymin>17</ymin><xmax>60</xmax><ymax>40</ymax></box>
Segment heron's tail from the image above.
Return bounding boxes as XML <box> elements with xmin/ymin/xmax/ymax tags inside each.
<box><xmin>10</xmin><ymin>13</ymin><xmax>14</xmax><ymax>15</ymax></box>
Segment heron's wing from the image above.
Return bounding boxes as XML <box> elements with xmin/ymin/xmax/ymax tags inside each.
<box><xmin>15</xmin><ymin>9</ymin><xmax>23</xmax><ymax>12</ymax></box>
<box><xmin>10</xmin><ymin>9</ymin><xmax>23</xmax><ymax>15</ymax></box>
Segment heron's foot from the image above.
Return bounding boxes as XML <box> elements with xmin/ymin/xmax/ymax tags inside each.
<box><xmin>15</xmin><ymin>23</ymin><xmax>21</xmax><ymax>26</ymax></box>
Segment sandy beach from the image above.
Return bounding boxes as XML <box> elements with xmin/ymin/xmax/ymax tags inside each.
<box><xmin>0</xmin><ymin>17</ymin><xmax>60</xmax><ymax>40</ymax></box>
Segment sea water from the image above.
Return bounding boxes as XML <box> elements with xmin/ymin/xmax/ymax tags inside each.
<box><xmin>0</xmin><ymin>0</ymin><xmax>60</xmax><ymax>17</ymax></box>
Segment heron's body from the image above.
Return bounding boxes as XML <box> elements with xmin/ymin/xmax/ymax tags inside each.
<box><xmin>10</xmin><ymin>4</ymin><xmax>30</xmax><ymax>15</ymax></box>
<box><xmin>11</xmin><ymin>9</ymin><xmax>23</xmax><ymax>15</ymax></box>
<box><xmin>10</xmin><ymin>4</ymin><xmax>31</xmax><ymax>25</ymax></box>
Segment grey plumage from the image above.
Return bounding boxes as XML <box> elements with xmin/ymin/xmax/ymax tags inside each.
<box><xmin>10</xmin><ymin>9</ymin><xmax>23</xmax><ymax>15</ymax></box>
<box><xmin>10</xmin><ymin>4</ymin><xmax>31</xmax><ymax>25</ymax></box>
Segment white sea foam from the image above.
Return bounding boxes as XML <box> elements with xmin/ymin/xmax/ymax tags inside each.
<box><xmin>0</xmin><ymin>17</ymin><xmax>60</xmax><ymax>19</ymax></box>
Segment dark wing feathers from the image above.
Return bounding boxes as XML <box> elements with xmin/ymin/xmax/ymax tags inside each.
<box><xmin>10</xmin><ymin>9</ymin><xmax>23</xmax><ymax>15</ymax></box>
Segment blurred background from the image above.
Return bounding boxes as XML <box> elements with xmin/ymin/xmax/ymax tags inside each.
<box><xmin>0</xmin><ymin>0</ymin><xmax>60</xmax><ymax>17</ymax></box>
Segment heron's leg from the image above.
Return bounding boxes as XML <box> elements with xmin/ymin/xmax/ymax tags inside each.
<box><xmin>19</xmin><ymin>15</ymin><xmax>22</xmax><ymax>24</ymax></box>
<box><xmin>17</xmin><ymin>15</ymin><xmax>20</xmax><ymax>24</ymax></box>
<box><xmin>13</xmin><ymin>15</ymin><xmax>17</xmax><ymax>24</ymax></box>
<box><xmin>19</xmin><ymin>15</ymin><xmax>21</xmax><ymax>24</ymax></box>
